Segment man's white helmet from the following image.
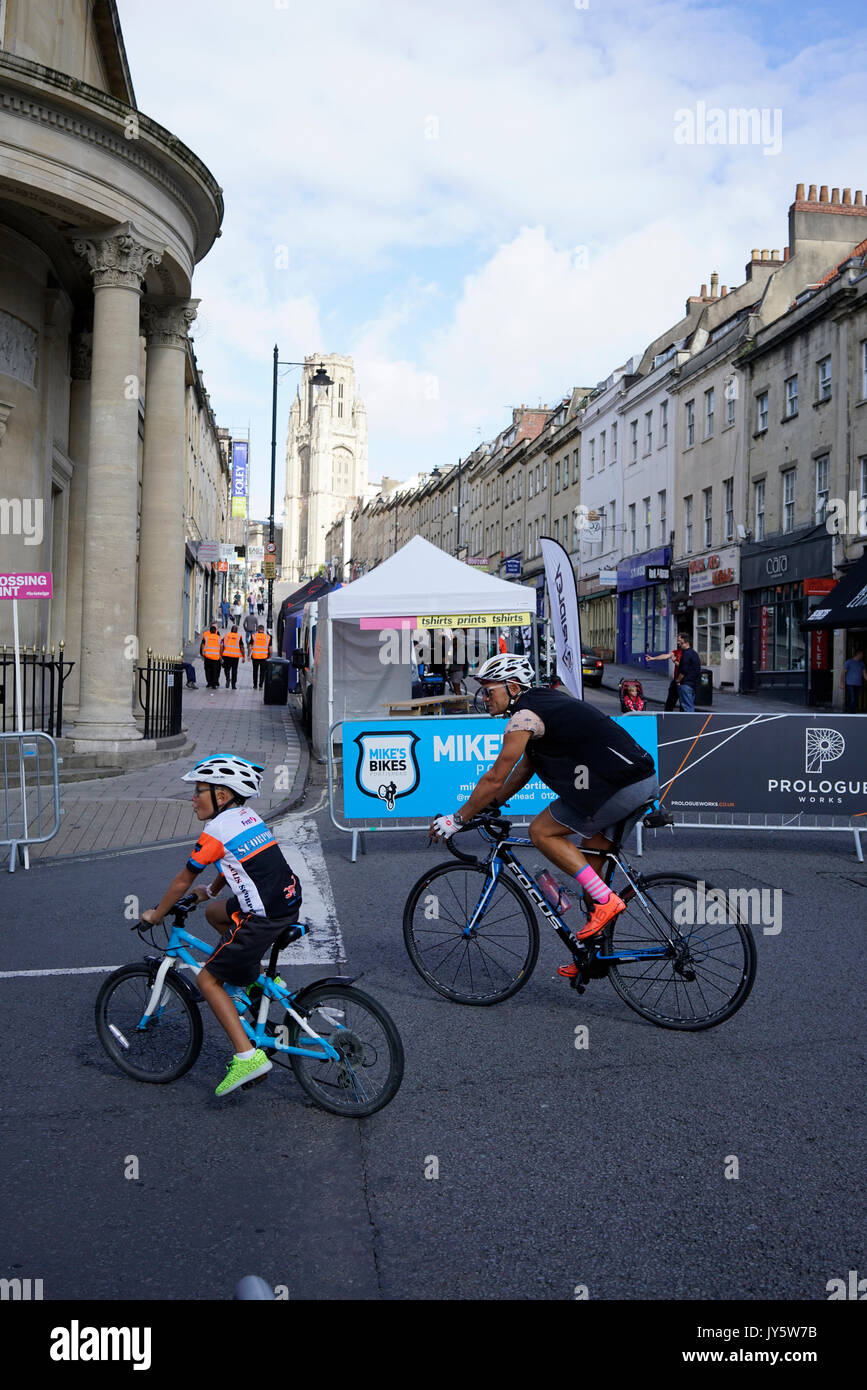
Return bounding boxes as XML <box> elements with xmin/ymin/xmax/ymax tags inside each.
<box><xmin>476</xmin><ymin>654</ymin><xmax>535</xmax><ymax>688</ymax></box>
<box><xmin>182</xmin><ymin>754</ymin><xmax>264</xmax><ymax>799</ymax></box>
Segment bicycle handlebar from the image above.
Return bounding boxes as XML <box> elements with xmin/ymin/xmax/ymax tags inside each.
<box><xmin>444</xmin><ymin>809</ymin><xmax>513</xmax><ymax>862</ymax></box>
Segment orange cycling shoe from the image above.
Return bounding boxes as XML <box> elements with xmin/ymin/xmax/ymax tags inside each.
<box><xmin>557</xmin><ymin>892</ymin><xmax>627</xmax><ymax>977</ymax></box>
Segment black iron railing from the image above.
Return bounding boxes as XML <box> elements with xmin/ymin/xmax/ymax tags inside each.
<box><xmin>137</xmin><ymin>650</ymin><xmax>184</xmax><ymax>739</ymax></box>
<box><xmin>0</xmin><ymin>644</ymin><xmax>75</xmax><ymax>737</ymax></box>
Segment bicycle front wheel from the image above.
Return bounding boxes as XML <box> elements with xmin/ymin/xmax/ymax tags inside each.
<box><xmin>95</xmin><ymin>963</ymin><xmax>203</xmax><ymax>1082</ymax></box>
<box><xmin>285</xmin><ymin>985</ymin><xmax>404</xmax><ymax>1117</ymax></box>
<box><xmin>606</xmin><ymin>873</ymin><xmax>756</xmax><ymax>1031</ymax></box>
<box><xmin>403</xmin><ymin>862</ymin><xmax>539</xmax><ymax>1004</ymax></box>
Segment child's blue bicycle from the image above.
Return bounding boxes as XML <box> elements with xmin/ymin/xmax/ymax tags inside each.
<box><xmin>95</xmin><ymin>895</ymin><xmax>404</xmax><ymax>1116</ymax></box>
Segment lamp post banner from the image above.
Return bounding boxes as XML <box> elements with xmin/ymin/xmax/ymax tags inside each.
<box><xmin>231</xmin><ymin>439</ymin><xmax>248</xmax><ymax>519</ymax></box>
<box><xmin>341</xmin><ymin>716</ymin><xmax>659</xmax><ymax>820</ymax></box>
<box><xmin>657</xmin><ymin>713</ymin><xmax>867</xmax><ymax>816</ymax></box>
<box><xmin>540</xmin><ymin>536</ymin><xmax>583</xmax><ymax>699</ymax></box>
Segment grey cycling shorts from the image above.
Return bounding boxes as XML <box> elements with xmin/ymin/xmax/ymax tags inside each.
<box><xmin>547</xmin><ymin>773</ymin><xmax>660</xmax><ymax>841</ymax></box>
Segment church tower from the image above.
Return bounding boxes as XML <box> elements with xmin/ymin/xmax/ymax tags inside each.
<box><xmin>282</xmin><ymin>354</ymin><xmax>367</xmax><ymax>583</ymax></box>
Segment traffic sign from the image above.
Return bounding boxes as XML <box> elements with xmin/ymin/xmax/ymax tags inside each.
<box><xmin>264</xmin><ymin>558</ymin><xmax>277</xmax><ymax>579</ymax></box>
<box><xmin>265</xmin><ymin>541</ymin><xmax>277</xmax><ymax>554</ymax></box>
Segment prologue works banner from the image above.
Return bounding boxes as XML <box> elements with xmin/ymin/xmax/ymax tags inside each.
<box><xmin>657</xmin><ymin>713</ymin><xmax>867</xmax><ymax>817</ymax></box>
<box><xmin>540</xmin><ymin>536</ymin><xmax>583</xmax><ymax>699</ymax></box>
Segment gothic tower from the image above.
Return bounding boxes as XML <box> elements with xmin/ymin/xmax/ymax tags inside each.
<box><xmin>282</xmin><ymin>353</ymin><xmax>368</xmax><ymax>583</ymax></box>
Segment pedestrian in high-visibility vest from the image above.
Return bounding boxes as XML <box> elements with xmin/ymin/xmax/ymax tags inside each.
<box><xmin>250</xmin><ymin>626</ymin><xmax>272</xmax><ymax>690</ymax></box>
<box><xmin>200</xmin><ymin>625</ymin><xmax>223</xmax><ymax>689</ymax></box>
<box><xmin>220</xmin><ymin>626</ymin><xmax>245</xmax><ymax>689</ymax></box>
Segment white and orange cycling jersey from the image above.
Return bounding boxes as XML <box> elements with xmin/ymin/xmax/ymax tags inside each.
<box><xmin>187</xmin><ymin>804</ymin><xmax>301</xmax><ymax>919</ymax></box>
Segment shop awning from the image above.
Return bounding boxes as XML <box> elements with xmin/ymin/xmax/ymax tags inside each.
<box><xmin>801</xmin><ymin>551</ymin><xmax>867</xmax><ymax>629</ymax></box>
<box><xmin>576</xmin><ymin>588</ymin><xmax>616</xmax><ymax>603</ymax></box>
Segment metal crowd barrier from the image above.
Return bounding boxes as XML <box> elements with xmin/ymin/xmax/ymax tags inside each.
<box><xmin>669</xmin><ymin>810</ymin><xmax>863</xmax><ymax>861</ymax></box>
<box><xmin>1</xmin><ymin>731</ymin><xmax>63</xmax><ymax>871</ymax></box>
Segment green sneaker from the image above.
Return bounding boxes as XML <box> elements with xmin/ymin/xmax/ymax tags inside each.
<box><xmin>246</xmin><ymin>975</ymin><xmax>286</xmax><ymax>1004</ymax></box>
<box><xmin>215</xmin><ymin>1049</ymin><xmax>272</xmax><ymax>1097</ymax></box>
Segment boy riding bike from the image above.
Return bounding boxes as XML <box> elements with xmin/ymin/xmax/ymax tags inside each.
<box><xmin>140</xmin><ymin>754</ymin><xmax>302</xmax><ymax>1095</ymax></box>
<box><xmin>429</xmin><ymin>655</ymin><xmax>658</xmax><ymax>977</ymax></box>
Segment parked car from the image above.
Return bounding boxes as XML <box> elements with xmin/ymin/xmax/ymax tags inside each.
<box><xmin>582</xmin><ymin>645</ymin><xmax>604</xmax><ymax>687</ymax></box>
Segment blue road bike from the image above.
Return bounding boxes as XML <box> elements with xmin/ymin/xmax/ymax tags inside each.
<box><xmin>95</xmin><ymin>895</ymin><xmax>403</xmax><ymax>1116</ymax></box>
<box><xmin>403</xmin><ymin>808</ymin><xmax>756</xmax><ymax>1030</ymax></box>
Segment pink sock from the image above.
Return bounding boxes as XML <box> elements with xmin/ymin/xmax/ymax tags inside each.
<box><xmin>574</xmin><ymin>864</ymin><xmax>611</xmax><ymax>904</ymax></box>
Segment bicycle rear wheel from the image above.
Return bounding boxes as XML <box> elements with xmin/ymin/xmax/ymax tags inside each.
<box><xmin>605</xmin><ymin>873</ymin><xmax>756</xmax><ymax>1031</ymax></box>
<box><xmin>403</xmin><ymin>862</ymin><xmax>539</xmax><ymax>1004</ymax></box>
<box><xmin>95</xmin><ymin>963</ymin><xmax>203</xmax><ymax>1082</ymax></box>
<box><xmin>285</xmin><ymin>985</ymin><xmax>403</xmax><ymax>1117</ymax></box>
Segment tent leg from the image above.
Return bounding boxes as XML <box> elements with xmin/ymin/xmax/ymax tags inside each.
<box><xmin>635</xmin><ymin>821</ymin><xmax>643</xmax><ymax>858</ymax></box>
<box><xmin>854</xmin><ymin>829</ymin><xmax>863</xmax><ymax>864</ymax></box>
<box><xmin>351</xmin><ymin>830</ymin><xmax>359</xmax><ymax>863</ymax></box>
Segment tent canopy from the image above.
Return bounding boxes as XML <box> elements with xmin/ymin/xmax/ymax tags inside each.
<box><xmin>802</xmin><ymin>551</ymin><xmax>867</xmax><ymax>629</ymax></box>
<box><xmin>326</xmin><ymin>536</ymin><xmax>537</xmax><ymax>621</ymax></box>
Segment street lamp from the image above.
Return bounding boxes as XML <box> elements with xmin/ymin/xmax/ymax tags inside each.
<box><xmin>268</xmin><ymin>346</ymin><xmax>334</xmax><ymax>630</ymax></box>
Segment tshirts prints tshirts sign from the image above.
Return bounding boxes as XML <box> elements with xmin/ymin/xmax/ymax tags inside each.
<box><xmin>342</xmin><ymin>716</ymin><xmax>659</xmax><ymax>821</ymax></box>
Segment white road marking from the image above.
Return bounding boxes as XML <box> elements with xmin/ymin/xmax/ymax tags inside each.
<box><xmin>0</xmin><ymin>966</ymin><xmax>120</xmax><ymax>979</ymax></box>
<box><xmin>272</xmin><ymin>816</ymin><xmax>345</xmax><ymax>966</ymax></box>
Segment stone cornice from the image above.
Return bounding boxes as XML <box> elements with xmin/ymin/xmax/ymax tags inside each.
<box><xmin>73</xmin><ymin>223</ymin><xmax>163</xmax><ymax>290</ymax></box>
<box><xmin>0</xmin><ymin>52</ymin><xmax>223</xmax><ymax>255</ymax></box>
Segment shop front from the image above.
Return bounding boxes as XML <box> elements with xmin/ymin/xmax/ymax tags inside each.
<box><xmin>687</xmin><ymin>545</ymin><xmax>740</xmax><ymax>688</ymax></box>
<box><xmin>616</xmin><ymin>548</ymin><xmax>671</xmax><ymax>666</ymax></box>
<box><xmin>740</xmin><ymin>530</ymin><xmax>834</xmax><ymax>703</ymax></box>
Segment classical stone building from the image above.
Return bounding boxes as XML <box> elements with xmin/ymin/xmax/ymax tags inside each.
<box><xmin>0</xmin><ymin>0</ymin><xmax>222</xmax><ymax>757</ymax></box>
<box><xmin>282</xmin><ymin>353</ymin><xmax>368</xmax><ymax>584</ymax></box>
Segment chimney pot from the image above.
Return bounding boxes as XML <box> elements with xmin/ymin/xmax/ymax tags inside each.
<box><xmin>795</xmin><ymin>182</ymin><xmax>805</xmax><ymax>200</ymax></box>
<box><xmin>761</xmin><ymin>249</ymin><xmax>769</xmax><ymax>260</ymax></box>
<box><xmin>751</xmin><ymin>248</ymin><xmax>760</xmax><ymax>260</ymax></box>
<box><xmin>819</xmin><ymin>185</ymin><xmax>829</xmax><ymax>203</ymax></box>
<box><xmin>700</xmin><ymin>283</ymin><xmax>707</xmax><ymax>297</ymax></box>
<box><xmin>808</xmin><ymin>184</ymin><xmax>817</xmax><ymax>201</ymax></box>
<box><xmin>771</xmin><ymin>249</ymin><xmax>780</xmax><ymax>260</ymax></box>
<box><xmin>721</xmin><ymin>285</ymin><xmax>727</xmax><ymax>295</ymax></box>
<box><xmin>784</xmin><ymin>246</ymin><xmax>790</xmax><ymax>260</ymax></box>
<box><xmin>831</xmin><ymin>187</ymin><xmax>840</xmax><ymax>204</ymax></box>
<box><xmin>843</xmin><ymin>188</ymin><xmax>852</xmax><ymax>205</ymax></box>
<box><xmin>855</xmin><ymin>191</ymin><xmax>864</xmax><ymax>207</ymax></box>
<box><xmin>710</xmin><ymin>272</ymin><xmax>719</xmax><ymax>296</ymax></box>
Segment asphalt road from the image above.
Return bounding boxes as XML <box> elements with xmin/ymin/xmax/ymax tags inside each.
<box><xmin>2</xmin><ymin>752</ymin><xmax>864</xmax><ymax>1303</ymax></box>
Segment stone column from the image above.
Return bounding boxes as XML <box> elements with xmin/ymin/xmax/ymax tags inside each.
<box><xmin>138</xmin><ymin>299</ymin><xmax>198</xmax><ymax>659</ymax></box>
<box><xmin>64</xmin><ymin>332</ymin><xmax>92</xmax><ymax>714</ymax></box>
<box><xmin>71</xmin><ymin>224</ymin><xmax>162</xmax><ymax>747</ymax></box>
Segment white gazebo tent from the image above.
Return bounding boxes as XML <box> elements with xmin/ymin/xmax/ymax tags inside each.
<box><xmin>311</xmin><ymin>536</ymin><xmax>537</xmax><ymax>759</ymax></box>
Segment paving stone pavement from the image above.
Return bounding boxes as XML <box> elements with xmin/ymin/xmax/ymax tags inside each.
<box><xmin>23</xmin><ymin>652</ymin><xmax>307</xmax><ymax>861</ymax></box>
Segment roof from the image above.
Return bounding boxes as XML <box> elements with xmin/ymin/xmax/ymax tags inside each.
<box><xmin>326</xmin><ymin>535</ymin><xmax>537</xmax><ymax>620</ymax></box>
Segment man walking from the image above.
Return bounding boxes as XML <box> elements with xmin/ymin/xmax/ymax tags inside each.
<box><xmin>220</xmin><ymin>597</ymin><xmax>230</xmax><ymax>630</ymax></box>
<box><xmin>841</xmin><ymin>648</ymin><xmax>865</xmax><ymax>713</ymax></box>
<box><xmin>220</xmin><ymin>625</ymin><xmax>245</xmax><ymax>689</ymax></box>
<box><xmin>242</xmin><ymin>608</ymin><xmax>258</xmax><ymax>655</ymax></box>
<box><xmin>675</xmin><ymin>633</ymin><xmax>702</xmax><ymax>711</ymax></box>
<box><xmin>200</xmin><ymin>625</ymin><xmax>223</xmax><ymax>690</ymax></box>
<box><xmin>250</xmin><ymin>625</ymin><xmax>272</xmax><ymax>690</ymax></box>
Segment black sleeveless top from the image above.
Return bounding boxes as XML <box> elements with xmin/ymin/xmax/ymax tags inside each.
<box><xmin>511</xmin><ymin>687</ymin><xmax>655</xmax><ymax>814</ymax></box>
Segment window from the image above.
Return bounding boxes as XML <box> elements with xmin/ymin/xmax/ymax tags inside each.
<box><xmin>611</xmin><ymin>422</ymin><xmax>617</xmax><ymax>464</ymax></box>
<box><xmin>337</xmin><ymin>381</ymin><xmax>344</xmax><ymax>419</ymax></box>
<box><xmin>517</xmin><ymin>472</ymin><xmax>522</xmax><ymax>499</ymax></box>
<box><xmin>684</xmin><ymin>494</ymin><xmax>693</xmax><ymax>554</ymax></box>
<box><xmin>754</xmin><ymin>480</ymin><xmax>765</xmax><ymax>540</ymax></box>
<box><xmin>815</xmin><ymin>455</ymin><xmax>829</xmax><ymax>524</ymax></box>
<box><xmin>535</xmin><ymin>465</ymin><xmax>540</xmax><ymax>492</ymax></box>
<box><xmin>643</xmin><ymin>496</ymin><xmax>651</xmax><ymax>548</ymax></box>
<box><xmin>785</xmin><ymin>375</ymin><xmax>798</xmax><ymax>418</ymax></box>
<box><xmin>862</xmin><ymin>341</ymin><xmax>867</xmax><ymax>400</ymax></box>
<box><xmin>658</xmin><ymin>489</ymin><xmax>667</xmax><ymax>544</ymax></box>
<box><xmin>553</xmin><ymin>518</ymin><xmax>559</xmax><ymax>542</ymax></box>
<box><xmin>725</xmin><ymin>386</ymin><xmax>736</xmax><ymax>427</ymax></box>
<box><xmin>686</xmin><ymin>400</ymin><xmax>695</xmax><ymax>447</ymax></box>
<box><xmin>704</xmin><ymin>387</ymin><xmax>715</xmax><ymax>438</ymax></box>
<box><xmin>703</xmin><ymin>487</ymin><xmax>713</xmax><ymax>547</ymax></box>
<box><xmin>542</xmin><ymin>461</ymin><xmax>548</xmax><ymax>490</ymax></box>
<box><xmin>600</xmin><ymin>430</ymin><xmax>606</xmax><ymax>471</ymax></box>
<box><xmin>597</xmin><ymin>506</ymin><xmax>606</xmax><ymax>552</ymax></box>
<box><xmin>630</xmin><ymin>419</ymin><xmax>638</xmax><ymax>463</ymax></box>
<box><xmin>528</xmin><ymin>472</ymin><xmax>534</xmax><ymax>499</ymax></box>
<box><xmin>724</xmin><ymin>478</ymin><xmax>734</xmax><ymax>541</ymax></box>
<box><xmin>573</xmin><ymin>449</ymin><xmax>580</xmax><ymax>483</ymax></box>
<box><xmin>554</xmin><ymin>461</ymin><xmax>560</xmax><ymax>493</ymax></box>
<box><xmin>587</xmin><ymin>440</ymin><xmax>595</xmax><ymax>477</ymax></box>
<box><xmin>517</xmin><ymin>518</ymin><xmax>522</xmax><ymax>548</ymax></box>
<box><xmin>757</xmin><ymin>391</ymin><xmax>769</xmax><ymax>432</ymax></box>
<box><xmin>660</xmin><ymin>399</ymin><xmax>668</xmax><ymax>446</ymax></box>
<box><xmin>644</xmin><ymin>411</ymin><xmax>653</xmax><ymax>454</ymax></box>
<box><xmin>609</xmin><ymin>500</ymin><xmax>616</xmax><ymax>544</ymax></box>
<box><xmin>817</xmin><ymin>357</ymin><xmax>832</xmax><ymax>402</ymax></box>
<box><xmin>629</xmin><ymin>502</ymin><xmax>636</xmax><ymax>554</ymax></box>
<box><xmin>782</xmin><ymin>468</ymin><xmax>796</xmax><ymax>532</ymax></box>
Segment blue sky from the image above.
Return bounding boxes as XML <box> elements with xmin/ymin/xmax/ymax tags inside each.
<box><xmin>118</xmin><ymin>0</ymin><xmax>867</xmax><ymax>516</ymax></box>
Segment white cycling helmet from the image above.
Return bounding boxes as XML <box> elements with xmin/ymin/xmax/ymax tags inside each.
<box><xmin>476</xmin><ymin>654</ymin><xmax>535</xmax><ymax>688</ymax></box>
<box><xmin>182</xmin><ymin>754</ymin><xmax>264</xmax><ymax>800</ymax></box>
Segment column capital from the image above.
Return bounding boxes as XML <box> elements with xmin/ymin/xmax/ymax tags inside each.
<box><xmin>70</xmin><ymin>332</ymin><xmax>93</xmax><ymax>381</ymax></box>
<box><xmin>72</xmin><ymin>221</ymin><xmax>163</xmax><ymax>291</ymax></box>
<box><xmin>141</xmin><ymin>297</ymin><xmax>200</xmax><ymax>349</ymax></box>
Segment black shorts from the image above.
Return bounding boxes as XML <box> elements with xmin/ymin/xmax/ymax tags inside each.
<box><xmin>547</xmin><ymin>774</ymin><xmax>660</xmax><ymax>841</ymax></box>
<box><xmin>204</xmin><ymin>898</ymin><xmax>300</xmax><ymax>985</ymax></box>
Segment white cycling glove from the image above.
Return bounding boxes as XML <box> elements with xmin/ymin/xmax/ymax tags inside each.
<box><xmin>430</xmin><ymin>813</ymin><xmax>462</xmax><ymax>840</ymax></box>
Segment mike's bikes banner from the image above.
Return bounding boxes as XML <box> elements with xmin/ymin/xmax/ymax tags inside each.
<box><xmin>656</xmin><ymin>713</ymin><xmax>867</xmax><ymax>817</ymax></box>
<box><xmin>341</xmin><ymin>716</ymin><xmax>660</xmax><ymax>821</ymax></box>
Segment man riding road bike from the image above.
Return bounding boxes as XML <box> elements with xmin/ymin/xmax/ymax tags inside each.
<box><xmin>429</xmin><ymin>654</ymin><xmax>659</xmax><ymax>977</ymax></box>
